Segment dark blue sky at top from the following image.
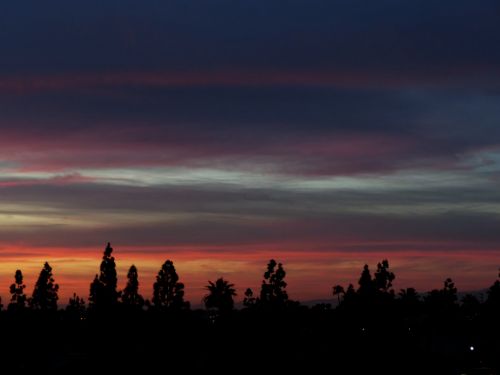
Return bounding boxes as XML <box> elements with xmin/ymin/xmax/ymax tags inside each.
<box><xmin>0</xmin><ymin>0</ymin><xmax>499</xmax><ymax>74</ymax></box>
<box><xmin>0</xmin><ymin>0</ymin><xmax>499</xmax><ymax>177</ymax></box>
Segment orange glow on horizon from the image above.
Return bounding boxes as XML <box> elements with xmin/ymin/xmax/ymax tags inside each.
<box><xmin>0</xmin><ymin>244</ymin><xmax>498</xmax><ymax>307</ymax></box>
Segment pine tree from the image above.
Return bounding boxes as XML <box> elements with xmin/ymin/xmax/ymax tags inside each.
<box><xmin>89</xmin><ymin>242</ymin><xmax>120</xmax><ymax>311</ymax></box>
<box><xmin>30</xmin><ymin>262</ymin><xmax>59</xmax><ymax>311</ymax></box>
<box><xmin>152</xmin><ymin>260</ymin><xmax>188</xmax><ymax>310</ymax></box>
<box><xmin>8</xmin><ymin>270</ymin><xmax>27</xmax><ymax>312</ymax></box>
<box><xmin>121</xmin><ymin>265</ymin><xmax>144</xmax><ymax>308</ymax></box>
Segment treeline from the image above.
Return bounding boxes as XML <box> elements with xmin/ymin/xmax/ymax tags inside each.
<box><xmin>1</xmin><ymin>242</ymin><xmax>499</xmax><ymax>320</ymax></box>
<box><xmin>0</xmin><ymin>243</ymin><xmax>499</xmax><ymax>373</ymax></box>
<box><xmin>3</xmin><ymin>243</ymin><xmax>287</xmax><ymax>315</ymax></box>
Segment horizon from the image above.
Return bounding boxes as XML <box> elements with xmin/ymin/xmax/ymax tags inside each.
<box><xmin>1</xmin><ymin>1</ymin><xmax>500</xmax><ymax>306</ymax></box>
<box><xmin>0</xmin><ymin>243</ymin><xmax>497</xmax><ymax>306</ymax></box>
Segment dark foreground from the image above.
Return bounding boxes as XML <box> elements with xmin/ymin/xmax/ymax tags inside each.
<box><xmin>1</xmin><ymin>307</ymin><xmax>498</xmax><ymax>375</ymax></box>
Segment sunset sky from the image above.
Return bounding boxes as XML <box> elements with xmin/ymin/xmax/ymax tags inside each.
<box><xmin>1</xmin><ymin>1</ymin><xmax>500</xmax><ymax>305</ymax></box>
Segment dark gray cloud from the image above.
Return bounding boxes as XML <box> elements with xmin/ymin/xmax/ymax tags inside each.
<box><xmin>1</xmin><ymin>87</ymin><xmax>500</xmax><ymax>175</ymax></box>
<box><xmin>1</xmin><ymin>174</ymin><xmax>499</xmax><ymax>250</ymax></box>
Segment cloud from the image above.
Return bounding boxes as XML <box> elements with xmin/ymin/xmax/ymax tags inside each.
<box><xmin>0</xmin><ymin>166</ymin><xmax>498</xmax><ymax>251</ymax></box>
<box><xmin>0</xmin><ymin>0</ymin><xmax>499</xmax><ymax>302</ymax></box>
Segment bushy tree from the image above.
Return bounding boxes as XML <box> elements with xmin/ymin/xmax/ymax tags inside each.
<box><xmin>243</xmin><ymin>288</ymin><xmax>256</xmax><ymax>308</ymax></box>
<box><xmin>121</xmin><ymin>265</ymin><xmax>144</xmax><ymax>309</ymax></box>
<box><xmin>8</xmin><ymin>270</ymin><xmax>27</xmax><ymax>312</ymax></box>
<box><xmin>203</xmin><ymin>278</ymin><xmax>236</xmax><ymax>313</ymax></box>
<box><xmin>89</xmin><ymin>242</ymin><xmax>120</xmax><ymax>311</ymax></box>
<box><xmin>152</xmin><ymin>260</ymin><xmax>188</xmax><ymax>310</ymax></box>
<box><xmin>30</xmin><ymin>262</ymin><xmax>59</xmax><ymax>311</ymax></box>
<box><xmin>260</xmin><ymin>259</ymin><xmax>288</xmax><ymax>307</ymax></box>
<box><xmin>374</xmin><ymin>259</ymin><xmax>395</xmax><ymax>293</ymax></box>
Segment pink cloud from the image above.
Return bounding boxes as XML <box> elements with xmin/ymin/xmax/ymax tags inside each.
<box><xmin>0</xmin><ymin>66</ymin><xmax>496</xmax><ymax>95</ymax></box>
<box><xmin>0</xmin><ymin>173</ymin><xmax>95</xmax><ymax>187</ymax></box>
<box><xmin>0</xmin><ymin>125</ymin><xmax>430</xmax><ymax>176</ymax></box>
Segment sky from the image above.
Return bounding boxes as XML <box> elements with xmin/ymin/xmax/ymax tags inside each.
<box><xmin>1</xmin><ymin>0</ymin><xmax>500</xmax><ymax>305</ymax></box>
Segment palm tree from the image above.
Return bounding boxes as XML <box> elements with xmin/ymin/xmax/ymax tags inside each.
<box><xmin>203</xmin><ymin>278</ymin><xmax>237</xmax><ymax>313</ymax></box>
<box><xmin>332</xmin><ymin>285</ymin><xmax>345</xmax><ymax>306</ymax></box>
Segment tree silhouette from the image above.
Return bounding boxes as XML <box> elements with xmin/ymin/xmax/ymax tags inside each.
<box><xmin>152</xmin><ymin>260</ymin><xmax>188</xmax><ymax>310</ymax></box>
<box><xmin>338</xmin><ymin>283</ymin><xmax>358</xmax><ymax>311</ymax></box>
<box><xmin>243</xmin><ymin>288</ymin><xmax>256</xmax><ymax>308</ymax></box>
<box><xmin>425</xmin><ymin>278</ymin><xmax>458</xmax><ymax>316</ymax></box>
<box><xmin>357</xmin><ymin>264</ymin><xmax>375</xmax><ymax>298</ymax></box>
<box><xmin>29</xmin><ymin>262</ymin><xmax>59</xmax><ymax>311</ymax></box>
<box><xmin>259</xmin><ymin>259</ymin><xmax>288</xmax><ymax>308</ymax></box>
<box><xmin>398</xmin><ymin>288</ymin><xmax>421</xmax><ymax>316</ymax></box>
<box><xmin>332</xmin><ymin>285</ymin><xmax>345</xmax><ymax>305</ymax></box>
<box><xmin>121</xmin><ymin>265</ymin><xmax>145</xmax><ymax>309</ymax></box>
<box><xmin>89</xmin><ymin>243</ymin><xmax>120</xmax><ymax>311</ymax></box>
<box><xmin>66</xmin><ymin>293</ymin><xmax>87</xmax><ymax>320</ymax></box>
<box><xmin>485</xmin><ymin>269</ymin><xmax>500</xmax><ymax>311</ymax></box>
<box><xmin>374</xmin><ymin>259</ymin><xmax>395</xmax><ymax>293</ymax></box>
<box><xmin>8</xmin><ymin>270</ymin><xmax>27</xmax><ymax>312</ymax></box>
<box><xmin>399</xmin><ymin>287</ymin><xmax>419</xmax><ymax>305</ymax></box>
<box><xmin>203</xmin><ymin>278</ymin><xmax>236</xmax><ymax>313</ymax></box>
<box><xmin>461</xmin><ymin>294</ymin><xmax>480</xmax><ymax>319</ymax></box>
